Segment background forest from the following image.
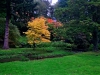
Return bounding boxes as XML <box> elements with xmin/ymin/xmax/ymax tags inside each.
<box><xmin>0</xmin><ymin>0</ymin><xmax>100</xmax><ymax>51</ymax></box>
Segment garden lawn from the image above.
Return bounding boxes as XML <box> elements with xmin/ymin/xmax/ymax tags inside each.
<box><xmin>0</xmin><ymin>52</ymin><xmax>100</xmax><ymax>75</ymax></box>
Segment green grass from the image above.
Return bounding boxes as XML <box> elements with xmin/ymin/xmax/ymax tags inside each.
<box><xmin>0</xmin><ymin>52</ymin><xmax>100</xmax><ymax>75</ymax></box>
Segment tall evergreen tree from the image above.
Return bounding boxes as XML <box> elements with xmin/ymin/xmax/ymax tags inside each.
<box><xmin>3</xmin><ymin>0</ymin><xmax>11</xmax><ymax>49</ymax></box>
<box><xmin>3</xmin><ymin>0</ymin><xmax>37</xmax><ymax>49</ymax></box>
<box><xmin>88</xmin><ymin>0</ymin><xmax>100</xmax><ymax>51</ymax></box>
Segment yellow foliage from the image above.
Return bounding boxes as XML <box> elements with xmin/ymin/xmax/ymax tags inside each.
<box><xmin>24</xmin><ymin>16</ymin><xmax>50</xmax><ymax>45</ymax></box>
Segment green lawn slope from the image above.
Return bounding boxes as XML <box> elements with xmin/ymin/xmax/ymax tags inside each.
<box><xmin>0</xmin><ymin>52</ymin><xmax>100</xmax><ymax>75</ymax></box>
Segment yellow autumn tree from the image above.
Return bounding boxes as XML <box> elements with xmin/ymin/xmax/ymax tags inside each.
<box><xmin>24</xmin><ymin>16</ymin><xmax>50</xmax><ymax>46</ymax></box>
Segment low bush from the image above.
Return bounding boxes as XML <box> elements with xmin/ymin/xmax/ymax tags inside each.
<box><xmin>37</xmin><ymin>42</ymin><xmax>52</xmax><ymax>47</ymax></box>
<box><xmin>88</xmin><ymin>44</ymin><xmax>100</xmax><ymax>51</ymax></box>
<box><xmin>51</xmin><ymin>41</ymin><xmax>74</xmax><ymax>51</ymax></box>
<box><xmin>88</xmin><ymin>44</ymin><xmax>93</xmax><ymax>51</ymax></box>
<box><xmin>37</xmin><ymin>41</ymin><xmax>74</xmax><ymax>51</ymax></box>
<box><xmin>19</xmin><ymin>56</ymin><xmax>30</xmax><ymax>61</ymax></box>
<box><xmin>0</xmin><ymin>48</ymin><xmax>73</xmax><ymax>62</ymax></box>
<box><xmin>51</xmin><ymin>41</ymin><xmax>66</xmax><ymax>47</ymax></box>
<box><xmin>36</xmin><ymin>47</ymin><xmax>56</xmax><ymax>53</ymax></box>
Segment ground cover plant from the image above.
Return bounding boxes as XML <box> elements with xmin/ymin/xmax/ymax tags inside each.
<box><xmin>0</xmin><ymin>52</ymin><xmax>100</xmax><ymax>75</ymax></box>
<box><xmin>0</xmin><ymin>43</ymin><xmax>73</xmax><ymax>63</ymax></box>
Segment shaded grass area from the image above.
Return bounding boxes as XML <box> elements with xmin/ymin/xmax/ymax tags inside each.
<box><xmin>0</xmin><ymin>48</ymin><xmax>73</xmax><ymax>62</ymax></box>
<box><xmin>0</xmin><ymin>52</ymin><xmax>100</xmax><ymax>75</ymax></box>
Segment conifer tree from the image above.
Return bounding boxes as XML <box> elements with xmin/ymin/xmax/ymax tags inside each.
<box><xmin>3</xmin><ymin>0</ymin><xmax>37</xmax><ymax>49</ymax></box>
<box><xmin>3</xmin><ymin>0</ymin><xmax>11</xmax><ymax>49</ymax></box>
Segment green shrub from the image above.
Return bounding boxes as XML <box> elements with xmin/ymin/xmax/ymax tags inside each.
<box><xmin>51</xmin><ymin>41</ymin><xmax>66</xmax><ymax>47</ymax></box>
<box><xmin>88</xmin><ymin>44</ymin><xmax>100</xmax><ymax>51</ymax></box>
<box><xmin>20</xmin><ymin>56</ymin><xmax>29</xmax><ymax>61</ymax></box>
<box><xmin>36</xmin><ymin>41</ymin><xmax>73</xmax><ymax>51</ymax></box>
<box><xmin>18</xmin><ymin>36</ymin><xmax>31</xmax><ymax>48</ymax></box>
<box><xmin>33</xmin><ymin>47</ymin><xmax>56</xmax><ymax>53</ymax></box>
<box><xmin>37</xmin><ymin>42</ymin><xmax>52</xmax><ymax>47</ymax></box>
<box><xmin>0</xmin><ymin>48</ymin><xmax>74</xmax><ymax>62</ymax></box>
<box><xmin>63</xmin><ymin>43</ymin><xmax>73</xmax><ymax>50</ymax></box>
<box><xmin>50</xmin><ymin>41</ymin><xmax>73</xmax><ymax>50</ymax></box>
<box><xmin>9</xmin><ymin>23</ymin><xmax>21</xmax><ymax>47</ymax></box>
<box><xmin>37</xmin><ymin>41</ymin><xmax>69</xmax><ymax>48</ymax></box>
<box><xmin>88</xmin><ymin>44</ymin><xmax>93</xmax><ymax>51</ymax></box>
<box><xmin>44</xmin><ymin>47</ymin><xmax>57</xmax><ymax>52</ymax></box>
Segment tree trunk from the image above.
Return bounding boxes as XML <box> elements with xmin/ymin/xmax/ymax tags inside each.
<box><xmin>3</xmin><ymin>0</ymin><xmax>11</xmax><ymax>49</ymax></box>
<box><xmin>33</xmin><ymin>43</ymin><xmax>36</xmax><ymax>48</ymax></box>
<box><xmin>3</xmin><ymin>17</ymin><xmax>10</xmax><ymax>49</ymax></box>
<box><xmin>92</xmin><ymin>27</ymin><xmax>98</xmax><ymax>51</ymax></box>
